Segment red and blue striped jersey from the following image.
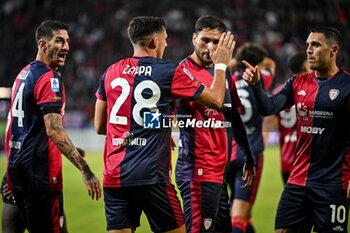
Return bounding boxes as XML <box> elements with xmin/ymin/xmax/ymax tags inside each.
<box><xmin>96</xmin><ymin>57</ymin><xmax>204</xmax><ymax>188</ymax></box>
<box><xmin>175</xmin><ymin>57</ymin><xmax>241</xmax><ymax>184</ymax></box>
<box><xmin>253</xmin><ymin>70</ymin><xmax>350</xmax><ymax>189</ymax></box>
<box><xmin>6</xmin><ymin>61</ymin><xmax>65</xmax><ymax>191</ymax></box>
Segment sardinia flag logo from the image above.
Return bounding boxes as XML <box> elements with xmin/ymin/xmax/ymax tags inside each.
<box><xmin>329</xmin><ymin>89</ymin><xmax>339</xmax><ymax>100</ymax></box>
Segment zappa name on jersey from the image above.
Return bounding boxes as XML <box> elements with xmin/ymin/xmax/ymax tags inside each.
<box><xmin>122</xmin><ymin>65</ymin><xmax>152</xmax><ymax>76</ymax></box>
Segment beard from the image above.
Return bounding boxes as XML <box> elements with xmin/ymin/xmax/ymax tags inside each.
<box><xmin>195</xmin><ymin>49</ymin><xmax>212</xmax><ymax>66</ymax></box>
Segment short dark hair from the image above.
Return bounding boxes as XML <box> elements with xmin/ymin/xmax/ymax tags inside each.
<box><xmin>235</xmin><ymin>43</ymin><xmax>267</xmax><ymax>71</ymax></box>
<box><xmin>127</xmin><ymin>16</ymin><xmax>166</xmax><ymax>46</ymax></box>
<box><xmin>195</xmin><ymin>15</ymin><xmax>227</xmax><ymax>34</ymax></box>
<box><xmin>309</xmin><ymin>26</ymin><xmax>342</xmax><ymax>48</ymax></box>
<box><xmin>288</xmin><ymin>53</ymin><xmax>307</xmax><ymax>74</ymax></box>
<box><xmin>35</xmin><ymin>20</ymin><xmax>69</xmax><ymax>42</ymax></box>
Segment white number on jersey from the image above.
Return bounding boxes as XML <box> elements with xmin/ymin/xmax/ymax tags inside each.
<box><xmin>109</xmin><ymin>78</ymin><xmax>161</xmax><ymax>126</ymax></box>
<box><xmin>11</xmin><ymin>83</ymin><xmax>25</xmax><ymax>127</ymax></box>
<box><xmin>237</xmin><ymin>88</ymin><xmax>252</xmax><ymax>123</ymax></box>
<box><xmin>280</xmin><ymin>105</ymin><xmax>296</xmax><ymax>128</ymax></box>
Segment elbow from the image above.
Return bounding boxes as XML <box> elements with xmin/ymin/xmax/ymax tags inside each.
<box><xmin>45</xmin><ymin>127</ymin><xmax>55</xmax><ymax>138</ymax></box>
<box><xmin>96</xmin><ymin>129</ymin><xmax>106</xmax><ymax>135</ymax></box>
<box><xmin>94</xmin><ymin>124</ymin><xmax>106</xmax><ymax>135</ymax></box>
<box><xmin>211</xmin><ymin>98</ymin><xmax>224</xmax><ymax>110</ymax></box>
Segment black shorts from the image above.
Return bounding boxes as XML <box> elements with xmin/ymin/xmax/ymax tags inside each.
<box><xmin>227</xmin><ymin>153</ymin><xmax>263</xmax><ymax>204</ymax></box>
<box><xmin>177</xmin><ymin>181</ymin><xmax>231</xmax><ymax>233</ymax></box>
<box><xmin>275</xmin><ymin>183</ymin><xmax>349</xmax><ymax>232</ymax></box>
<box><xmin>104</xmin><ymin>183</ymin><xmax>184</xmax><ymax>232</ymax></box>
<box><xmin>12</xmin><ymin>189</ymin><xmax>65</xmax><ymax>233</ymax></box>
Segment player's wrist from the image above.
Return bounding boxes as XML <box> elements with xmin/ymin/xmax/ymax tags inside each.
<box><xmin>214</xmin><ymin>63</ymin><xmax>227</xmax><ymax>71</ymax></box>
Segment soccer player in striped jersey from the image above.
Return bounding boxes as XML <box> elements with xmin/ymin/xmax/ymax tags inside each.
<box><xmin>175</xmin><ymin>16</ymin><xmax>256</xmax><ymax>233</ymax></box>
<box><xmin>243</xmin><ymin>26</ymin><xmax>350</xmax><ymax>233</ymax></box>
<box><xmin>272</xmin><ymin>53</ymin><xmax>311</xmax><ymax>184</ymax></box>
<box><xmin>227</xmin><ymin>43</ymin><xmax>274</xmax><ymax>233</ymax></box>
<box><xmin>94</xmin><ymin>16</ymin><xmax>235</xmax><ymax>233</ymax></box>
<box><xmin>5</xmin><ymin>20</ymin><xmax>101</xmax><ymax>233</ymax></box>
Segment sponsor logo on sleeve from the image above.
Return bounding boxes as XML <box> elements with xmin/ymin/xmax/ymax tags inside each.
<box><xmin>50</xmin><ymin>78</ymin><xmax>60</xmax><ymax>92</ymax></box>
<box><xmin>183</xmin><ymin>68</ymin><xmax>194</xmax><ymax>80</ymax></box>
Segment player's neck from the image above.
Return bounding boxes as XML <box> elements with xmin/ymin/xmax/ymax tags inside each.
<box><xmin>315</xmin><ymin>65</ymin><xmax>339</xmax><ymax>79</ymax></box>
<box><xmin>36</xmin><ymin>51</ymin><xmax>58</xmax><ymax>71</ymax></box>
<box><xmin>133</xmin><ymin>48</ymin><xmax>157</xmax><ymax>58</ymax></box>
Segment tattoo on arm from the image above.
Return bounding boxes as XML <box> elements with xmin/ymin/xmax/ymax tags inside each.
<box><xmin>44</xmin><ymin>113</ymin><xmax>90</xmax><ymax>173</ymax></box>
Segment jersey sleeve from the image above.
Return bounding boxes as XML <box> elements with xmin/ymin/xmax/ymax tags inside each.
<box><xmin>171</xmin><ymin>64</ymin><xmax>205</xmax><ymax>100</ymax></box>
<box><xmin>229</xmin><ymin>73</ymin><xmax>242</xmax><ymax>108</ymax></box>
<box><xmin>34</xmin><ymin>71</ymin><xmax>63</xmax><ymax>114</ymax></box>
<box><xmin>251</xmin><ymin>75</ymin><xmax>295</xmax><ymax>116</ymax></box>
<box><xmin>96</xmin><ymin>71</ymin><xmax>107</xmax><ymax>101</ymax></box>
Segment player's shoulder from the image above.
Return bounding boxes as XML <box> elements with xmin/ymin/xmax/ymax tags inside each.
<box><xmin>28</xmin><ymin>61</ymin><xmax>54</xmax><ymax>78</ymax></box>
<box><xmin>339</xmin><ymin>69</ymin><xmax>350</xmax><ymax>81</ymax></box>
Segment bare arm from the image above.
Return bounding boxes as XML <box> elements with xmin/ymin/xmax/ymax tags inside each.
<box><xmin>195</xmin><ymin>31</ymin><xmax>236</xmax><ymax>109</ymax></box>
<box><xmin>43</xmin><ymin>113</ymin><xmax>101</xmax><ymax>200</ymax></box>
<box><xmin>94</xmin><ymin>99</ymin><xmax>107</xmax><ymax>135</ymax></box>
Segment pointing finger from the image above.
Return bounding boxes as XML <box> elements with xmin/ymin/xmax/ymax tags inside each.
<box><xmin>242</xmin><ymin>60</ymin><xmax>255</xmax><ymax>70</ymax></box>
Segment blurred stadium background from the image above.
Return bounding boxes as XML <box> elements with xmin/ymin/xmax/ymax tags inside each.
<box><xmin>0</xmin><ymin>0</ymin><xmax>349</xmax><ymax>129</ymax></box>
<box><xmin>0</xmin><ymin>0</ymin><xmax>349</xmax><ymax>232</ymax></box>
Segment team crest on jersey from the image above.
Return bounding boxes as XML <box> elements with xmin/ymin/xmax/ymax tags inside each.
<box><xmin>59</xmin><ymin>216</ymin><xmax>64</xmax><ymax>228</ymax></box>
<box><xmin>50</xmin><ymin>78</ymin><xmax>60</xmax><ymax>92</ymax></box>
<box><xmin>329</xmin><ymin>89</ymin><xmax>339</xmax><ymax>100</ymax></box>
<box><xmin>203</xmin><ymin>218</ymin><xmax>213</xmax><ymax>230</ymax></box>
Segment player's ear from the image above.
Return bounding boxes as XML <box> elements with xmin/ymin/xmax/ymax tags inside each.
<box><xmin>330</xmin><ymin>44</ymin><xmax>339</xmax><ymax>57</ymax></box>
<box><xmin>149</xmin><ymin>36</ymin><xmax>158</xmax><ymax>49</ymax></box>
<box><xmin>192</xmin><ymin>32</ymin><xmax>197</xmax><ymax>46</ymax></box>
<box><xmin>38</xmin><ymin>39</ymin><xmax>47</xmax><ymax>51</ymax></box>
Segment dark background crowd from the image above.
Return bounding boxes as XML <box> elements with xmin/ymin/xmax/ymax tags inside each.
<box><xmin>0</xmin><ymin>0</ymin><xmax>349</xmax><ymax>128</ymax></box>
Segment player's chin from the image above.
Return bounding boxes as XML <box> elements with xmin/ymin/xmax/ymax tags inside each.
<box><xmin>57</xmin><ymin>60</ymin><xmax>66</xmax><ymax>67</ymax></box>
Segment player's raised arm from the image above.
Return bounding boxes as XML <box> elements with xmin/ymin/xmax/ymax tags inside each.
<box><xmin>195</xmin><ymin>31</ymin><xmax>236</xmax><ymax>109</ymax></box>
<box><xmin>43</xmin><ymin>112</ymin><xmax>102</xmax><ymax>200</ymax></box>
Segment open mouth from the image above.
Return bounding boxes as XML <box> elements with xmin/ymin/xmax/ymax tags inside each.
<box><xmin>58</xmin><ymin>53</ymin><xmax>67</xmax><ymax>62</ymax></box>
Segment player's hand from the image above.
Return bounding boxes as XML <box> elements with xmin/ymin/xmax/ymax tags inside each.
<box><xmin>82</xmin><ymin>170</ymin><xmax>101</xmax><ymax>201</ymax></box>
<box><xmin>240</xmin><ymin>163</ymin><xmax>256</xmax><ymax>189</ymax></box>
<box><xmin>1</xmin><ymin>184</ymin><xmax>15</xmax><ymax>201</ymax></box>
<box><xmin>170</xmin><ymin>136</ymin><xmax>177</xmax><ymax>151</ymax></box>
<box><xmin>76</xmin><ymin>147</ymin><xmax>85</xmax><ymax>157</ymax></box>
<box><xmin>210</xmin><ymin>31</ymin><xmax>236</xmax><ymax>66</ymax></box>
<box><xmin>242</xmin><ymin>60</ymin><xmax>260</xmax><ymax>85</ymax></box>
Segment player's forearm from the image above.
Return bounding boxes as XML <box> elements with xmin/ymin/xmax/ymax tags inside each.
<box><xmin>43</xmin><ymin>113</ymin><xmax>91</xmax><ymax>172</ymax></box>
<box><xmin>209</xmin><ymin>69</ymin><xmax>226</xmax><ymax>107</ymax></box>
<box><xmin>196</xmin><ymin>69</ymin><xmax>226</xmax><ymax>109</ymax></box>
<box><xmin>231</xmin><ymin>108</ymin><xmax>255</xmax><ymax>165</ymax></box>
<box><xmin>251</xmin><ymin>81</ymin><xmax>281</xmax><ymax>116</ymax></box>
